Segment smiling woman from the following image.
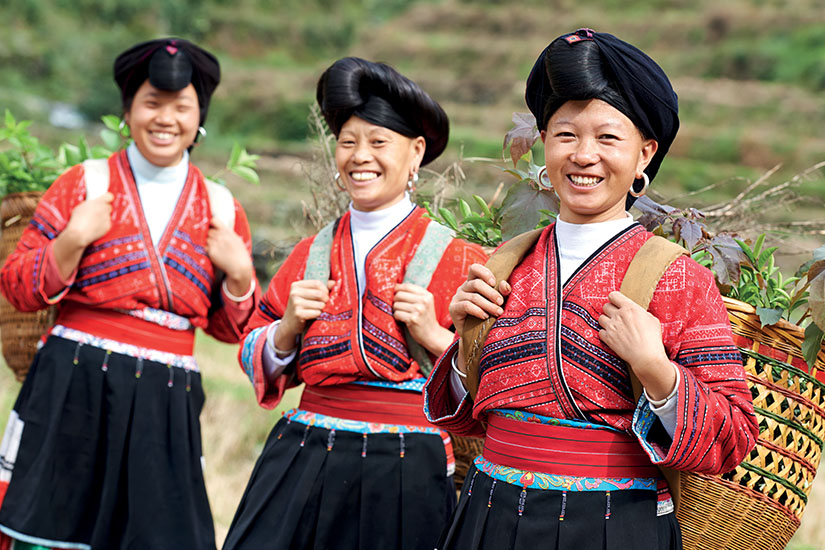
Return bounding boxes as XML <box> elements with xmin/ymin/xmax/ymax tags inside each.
<box><xmin>425</xmin><ymin>29</ymin><xmax>758</xmax><ymax>550</ymax></box>
<box><xmin>0</xmin><ymin>38</ymin><xmax>258</xmax><ymax>550</ymax></box>
<box><xmin>334</xmin><ymin>116</ymin><xmax>425</xmax><ymax>212</ymax></box>
<box><xmin>222</xmin><ymin>57</ymin><xmax>487</xmax><ymax>550</ymax></box>
<box><xmin>124</xmin><ymin>81</ymin><xmax>201</xmax><ymax>168</ymax></box>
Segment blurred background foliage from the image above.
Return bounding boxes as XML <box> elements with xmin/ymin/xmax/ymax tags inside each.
<box><xmin>3</xmin><ymin>0</ymin><xmax>825</xmax><ymax>239</ymax></box>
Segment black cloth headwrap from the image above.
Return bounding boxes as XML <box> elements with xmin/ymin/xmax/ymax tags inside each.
<box><xmin>525</xmin><ymin>28</ymin><xmax>679</xmax><ymax>186</ymax></box>
<box><xmin>316</xmin><ymin>57</ymin><xmax>449</xmax><ymax>166</ymax></box>
<box><xmin>114</xmin><ymin>38</ymin><xmax>220</xmax><ymax>125</ymax></box>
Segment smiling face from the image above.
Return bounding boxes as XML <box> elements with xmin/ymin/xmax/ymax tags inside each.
<box><xmin>542</xmin><ymin>99</ymin><xmax>658</xmax><ymax>224</ymax></box>
<box><xmin>334</xmin><ymin>116</ymin><xmax>426</xmax><ymax>212</ymax></box>
<box><xmin>123</xmin><ymin>79</ymin><xmax>200</xmax><ymax>167</ymax></box>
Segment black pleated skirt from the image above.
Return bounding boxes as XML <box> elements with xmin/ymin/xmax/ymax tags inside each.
<box><xmin>223</xmin><ymin>413</ymin><xmax>456</xmax><ymax>550</ymax></box>
<box><xmin>438</xmin><ymin>465</ymin><xmax>682</xmax><ymax>550</ymax></box>
<box><xmin>0</xmin><ymin>336</ymin><xmax>215</xmax><ymax>550</ymax></box>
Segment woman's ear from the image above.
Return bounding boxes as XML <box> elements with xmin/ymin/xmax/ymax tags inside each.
<box><xmin>540</xmin><ymin>129</ymin><xmax>547</xmax><ymax>142</ymax></box>
<box><xmin>637</xmin><ymin>138</ymin><xmax>658</xmax><ymax>174</ymax></box>
<box><xmin>412</xmin><ymin>135</ymin><xmax>426</xmax><ymax>165</ymax></box>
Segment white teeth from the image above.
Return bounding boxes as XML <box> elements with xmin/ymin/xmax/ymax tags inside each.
<box><xmin>151</xmin><ymin>132</ymin><xmax>174</xmax><ymax>140</ymax></box>
<box><xmin>569</xmin><ymin>175</ymin><xmax>602</xmax><ymax>186</ymax></box>
<box><xmin>351</xmin><ymin>171</ymin><xmax>379</xmax><ymax>181</ymax></box>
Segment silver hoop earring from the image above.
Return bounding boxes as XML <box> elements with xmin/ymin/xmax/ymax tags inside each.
<box><xmin>536</xmin><ymin>165</ymin><xmax>553</xmax><ymax>192</ymax></box>
<box><xmin>629</xmin><ymin>172</ymin><xmax>650</xmax><ymax>198</ymax></box>
<box><xmin>333</xmin><ymin>171</ymin><xmax>346</xmax><ymax>191</ymax></box>
<box><xmin>118</xmin><ymin>119</ymin><xmax>126</xmax><ymax>131</ymax></box>
<box><xmin>198</xmin><ymin>126</ymin><xmax>207</xmax><ymax>139</ymax></box>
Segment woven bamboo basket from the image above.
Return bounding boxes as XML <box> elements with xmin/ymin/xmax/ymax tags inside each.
<box><xmin>0</xmin><ymin>191</ymin><xmax>55</xmax><ymax>382</ymax></box>
<box><xmin>452</xmin><ymin>433</ymin><xmax>484</xmax><ymax>487</ymax></box>
<box><xmin>675</xmin><ymin>296</ymin><xmax>825</xmax><ymax>550</ymax></box>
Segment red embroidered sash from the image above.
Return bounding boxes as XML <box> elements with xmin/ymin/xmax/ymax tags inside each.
<box><xmin>482</xmin><ymin>414</ymin><xmax>659</xmax><ymax>478</ymax></box>
<box><xmin>56</xmin><ymin>305</ymin><xmax>195</xmax><ymax>356</ymax></box>
<box><xmin>300</xmin><ymin>384</ymin><xmax>436</xmax><ymax>428</ymax></box>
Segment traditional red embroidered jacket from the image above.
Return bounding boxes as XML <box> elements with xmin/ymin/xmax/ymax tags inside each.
<box><xmin>425</xmin><ymin>223</ymin><xmax>758</xmax><ymax>475</ymax></box>
<box><xmin>240</xmin><ymin>207</ymin><xmax>487</xmax><ymax>408</ymax></box>
<box><xmin>0</xmin><ymin>150</ymin><xmax>256</xmax><ymax>344</ymax></box>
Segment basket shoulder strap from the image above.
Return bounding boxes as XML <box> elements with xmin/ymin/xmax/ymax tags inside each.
<box><xmin>462</xmin><ymin>228</ymin><xmax>544</xmax><ymax>399</ymax></box>
<box><xmin>303</xmin><ymin>219</ymin><xmax>337</xmax><ymax>282</ymax></box>
<box><xmin>619</xmin><ymin>235</ymin><xmax>688</xmax><ymax>512</ymax></box>
<box><xmin>205</xmin><ymin>179</ymin><xmax>236</xmax><ymax>229</ymax></box>
<box><xmin>402</xmin><ymin>220</ymin><xmax>455</xmax><ymax>377</ymax></box>
<box><xmin>619</xmin><ymin>235</ymin><xmax>688</xmax><ymax>310</ymax></box>
<box><xmin>82</xmin><ymin>158</ymin><xmax>110</xmax><ymax>200</ymax></box>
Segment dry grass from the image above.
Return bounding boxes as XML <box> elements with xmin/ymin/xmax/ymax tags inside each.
<box><xmin>0</xmin><ymin>336</ymin><xmax>823</xmax><ymax>548</ymax></box>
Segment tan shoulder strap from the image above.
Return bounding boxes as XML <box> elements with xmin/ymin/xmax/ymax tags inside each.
<box><xmin>619</xmin><ymin>235</ymin><xmax>688</xmax><ymax>310</ymax></box>
<box><xmin>82</xmin><ymin>158</ymin><xmax>110</xmax><ymax>200</ymax></box>
<box><xmin>462</xmin><ymin>228</ymin><xmax>543</xmax><ymax>399</ymax></box>
<box><xmin>619</xmin><ymin>235</ymin><xmax>688</xmax><ymax>512</ymax></box>
<box><xmin>205</xmin><ymin>179</ymin><xmax>236</xmax><ymax>229</ymax></box>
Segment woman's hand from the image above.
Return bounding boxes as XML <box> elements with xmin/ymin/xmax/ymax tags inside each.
<box><xmin>598</xmin><ymin>291</ymin><xmax>677</xmax><ymax>401</ymax></box>
<box><xmin>206</xmin><ymin>216</ymin><xmax>255</xmax><ymax>296</ymax></box>
<box><xmin>52</xmin><ymin>192</ymin><xmax>114</xmax><ymax>280</ymax></box>
<box><xmin>276</xmin><ymin>279</ymin><xmax>335</xmax><ymax>350</ymax></box>
<box><xmin>448</xmin><ymin>263</ymin><xmax>510</xmax><ymax>335</ymax></box>
<box><xmin>393</xmin><ymin>283</ymin><xmax>453</xmax><ymax>356</ymax></box>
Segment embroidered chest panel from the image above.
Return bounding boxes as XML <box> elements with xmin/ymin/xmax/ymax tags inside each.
<box><xmin>475</xmin><ymin>224</ymin><xmax>650</xmax><ymax>427</ymax></box>
<box><xmin>72</xmin><ymin>152</ymin><xmax>216</xmax><ymax>317</ymax></box>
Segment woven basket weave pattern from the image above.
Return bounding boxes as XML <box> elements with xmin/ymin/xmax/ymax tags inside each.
<box><xmin>0</xmin><ymin>191</ymin><xmax>55</xmax><ymax>382</ymax></box>
<box><xmin>675</xmin><ymin>297</ymin><xmax>825</xmax><ymax>550</ymax></box>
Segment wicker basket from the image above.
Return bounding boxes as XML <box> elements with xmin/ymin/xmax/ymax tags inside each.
<box><xmin>676</xmin><ymin>296</ymin><xmax>825</xmax><ymax>550</ymax></box>
<box><xmin>452</xmin><ymin>433</ymin><xmax>484</xmax><ymax>488</ymax></box>
<box><xmin>0</xmin><ymin>191</ymin><xmax>55</xmax><ymax>382</ymax></box>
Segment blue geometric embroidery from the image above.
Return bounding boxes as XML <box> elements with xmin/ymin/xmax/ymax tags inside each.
<box><xmin>78</xmin><ymin>251</ymin><xmax>148</xmax><ymax>279</ymax></box>
<box><xmin>167</xmin><ymin>246</ymin><xmax>211</xmax><ymax>283</ymax></box>
<box><xmin>76</xmin><ymin>261</ymin><xmax>151</xmax><ymax>288</ymax></box>
<box><xmin>365</xmin><ymin>290</ymin><xmax>394</xmax><ymax>316</ymax></box>
<box><xmin>241</xmin><ymin>326</ymin><xmax>267</xmax><ymax>384</ymax></box>
<box><xmin>86</xmin><ymin>234</ymin><xmax>142</xmax><ymax>255</ymax></box>
<box><xmin>173</xmin><ymin>229</ymin><xmax>208</xmax><ymax>256</ymax></box>
<box><xmin>363</xmin><ymin>318</ymin><xmax>408</xmax><ymax>356</ymax></box>
<box><xmin>363</xmin><ymin>335</ymin><xmax>409</xmax><ymax>372</ymax></box>
<box><xmin>164</xmin><ymin>257</ymin><xmax>209</xmax><ymax>298</ymax></box>
<box><xmin>298</xmin><ymin>340</ymin><xmax>352</xmax><ymax>366</ymax></box>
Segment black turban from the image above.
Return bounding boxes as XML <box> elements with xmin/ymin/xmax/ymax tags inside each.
<box><xmin>114</xmin><ymin>38</ymin><xmax>220</xmax><ymax>125</ymax></box>
<box><xmin>316</xmin><ymin>57</ymin><xmax>449</xmax><ymax>166</ymax></box>
<box><xmin>525</xmin><ymin>28</ymin><xmax>679</xmax><ymax>185</ymax></box>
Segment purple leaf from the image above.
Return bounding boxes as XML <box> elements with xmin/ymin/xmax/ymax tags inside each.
<box><xmin>499</xmin><ymin>179</ymin><xmax>559</xmax><ymax>240</ymax></box>
<box><xmin>503</xmin><ymin>112</ymin><xmax>540</xmax><ymax>168</ymax></box>
<box><xmin>632</xmin><ymin>195</ymin><xmax>677</xmax><ymax>216</ymax></box>
<box><xmin>673</xmin><ymin>217</ymin><xmax>705</xmax><ymax>251</ymax></box>
<box><xmin>707</xmin><ymin>234</ymin><xmax>745</xmax><ymax>286</ymax></box>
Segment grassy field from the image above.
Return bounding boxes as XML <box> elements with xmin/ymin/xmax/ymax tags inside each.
<box><xmin>0</xmin><ymin>333</ymin><xmax>823</xmax><ymax>548</ymax></box>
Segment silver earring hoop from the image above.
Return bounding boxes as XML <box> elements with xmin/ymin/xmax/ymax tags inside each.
<box><xmin>118</xmin><ymin>119</ymin><xmax>126</xmax><ymax>131</ymax></box>
<box><xmin>198</xmin><ymin>126</ymin><xmax>207</xmax><ymax>139</ymax></box>
<box><xmin>536</xmin><ymin>165</ymin><xmax>553</xmax><ymax>192</ymax></box>
<box><xmin>333</xmin><ymin>171</ymin><xmax>346</xmax><ymax>191</ymax></box>
<box><xmin>629</xmin><ymin>172</ymin><xmax>650</xmax><ymax>198</ymax></box>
